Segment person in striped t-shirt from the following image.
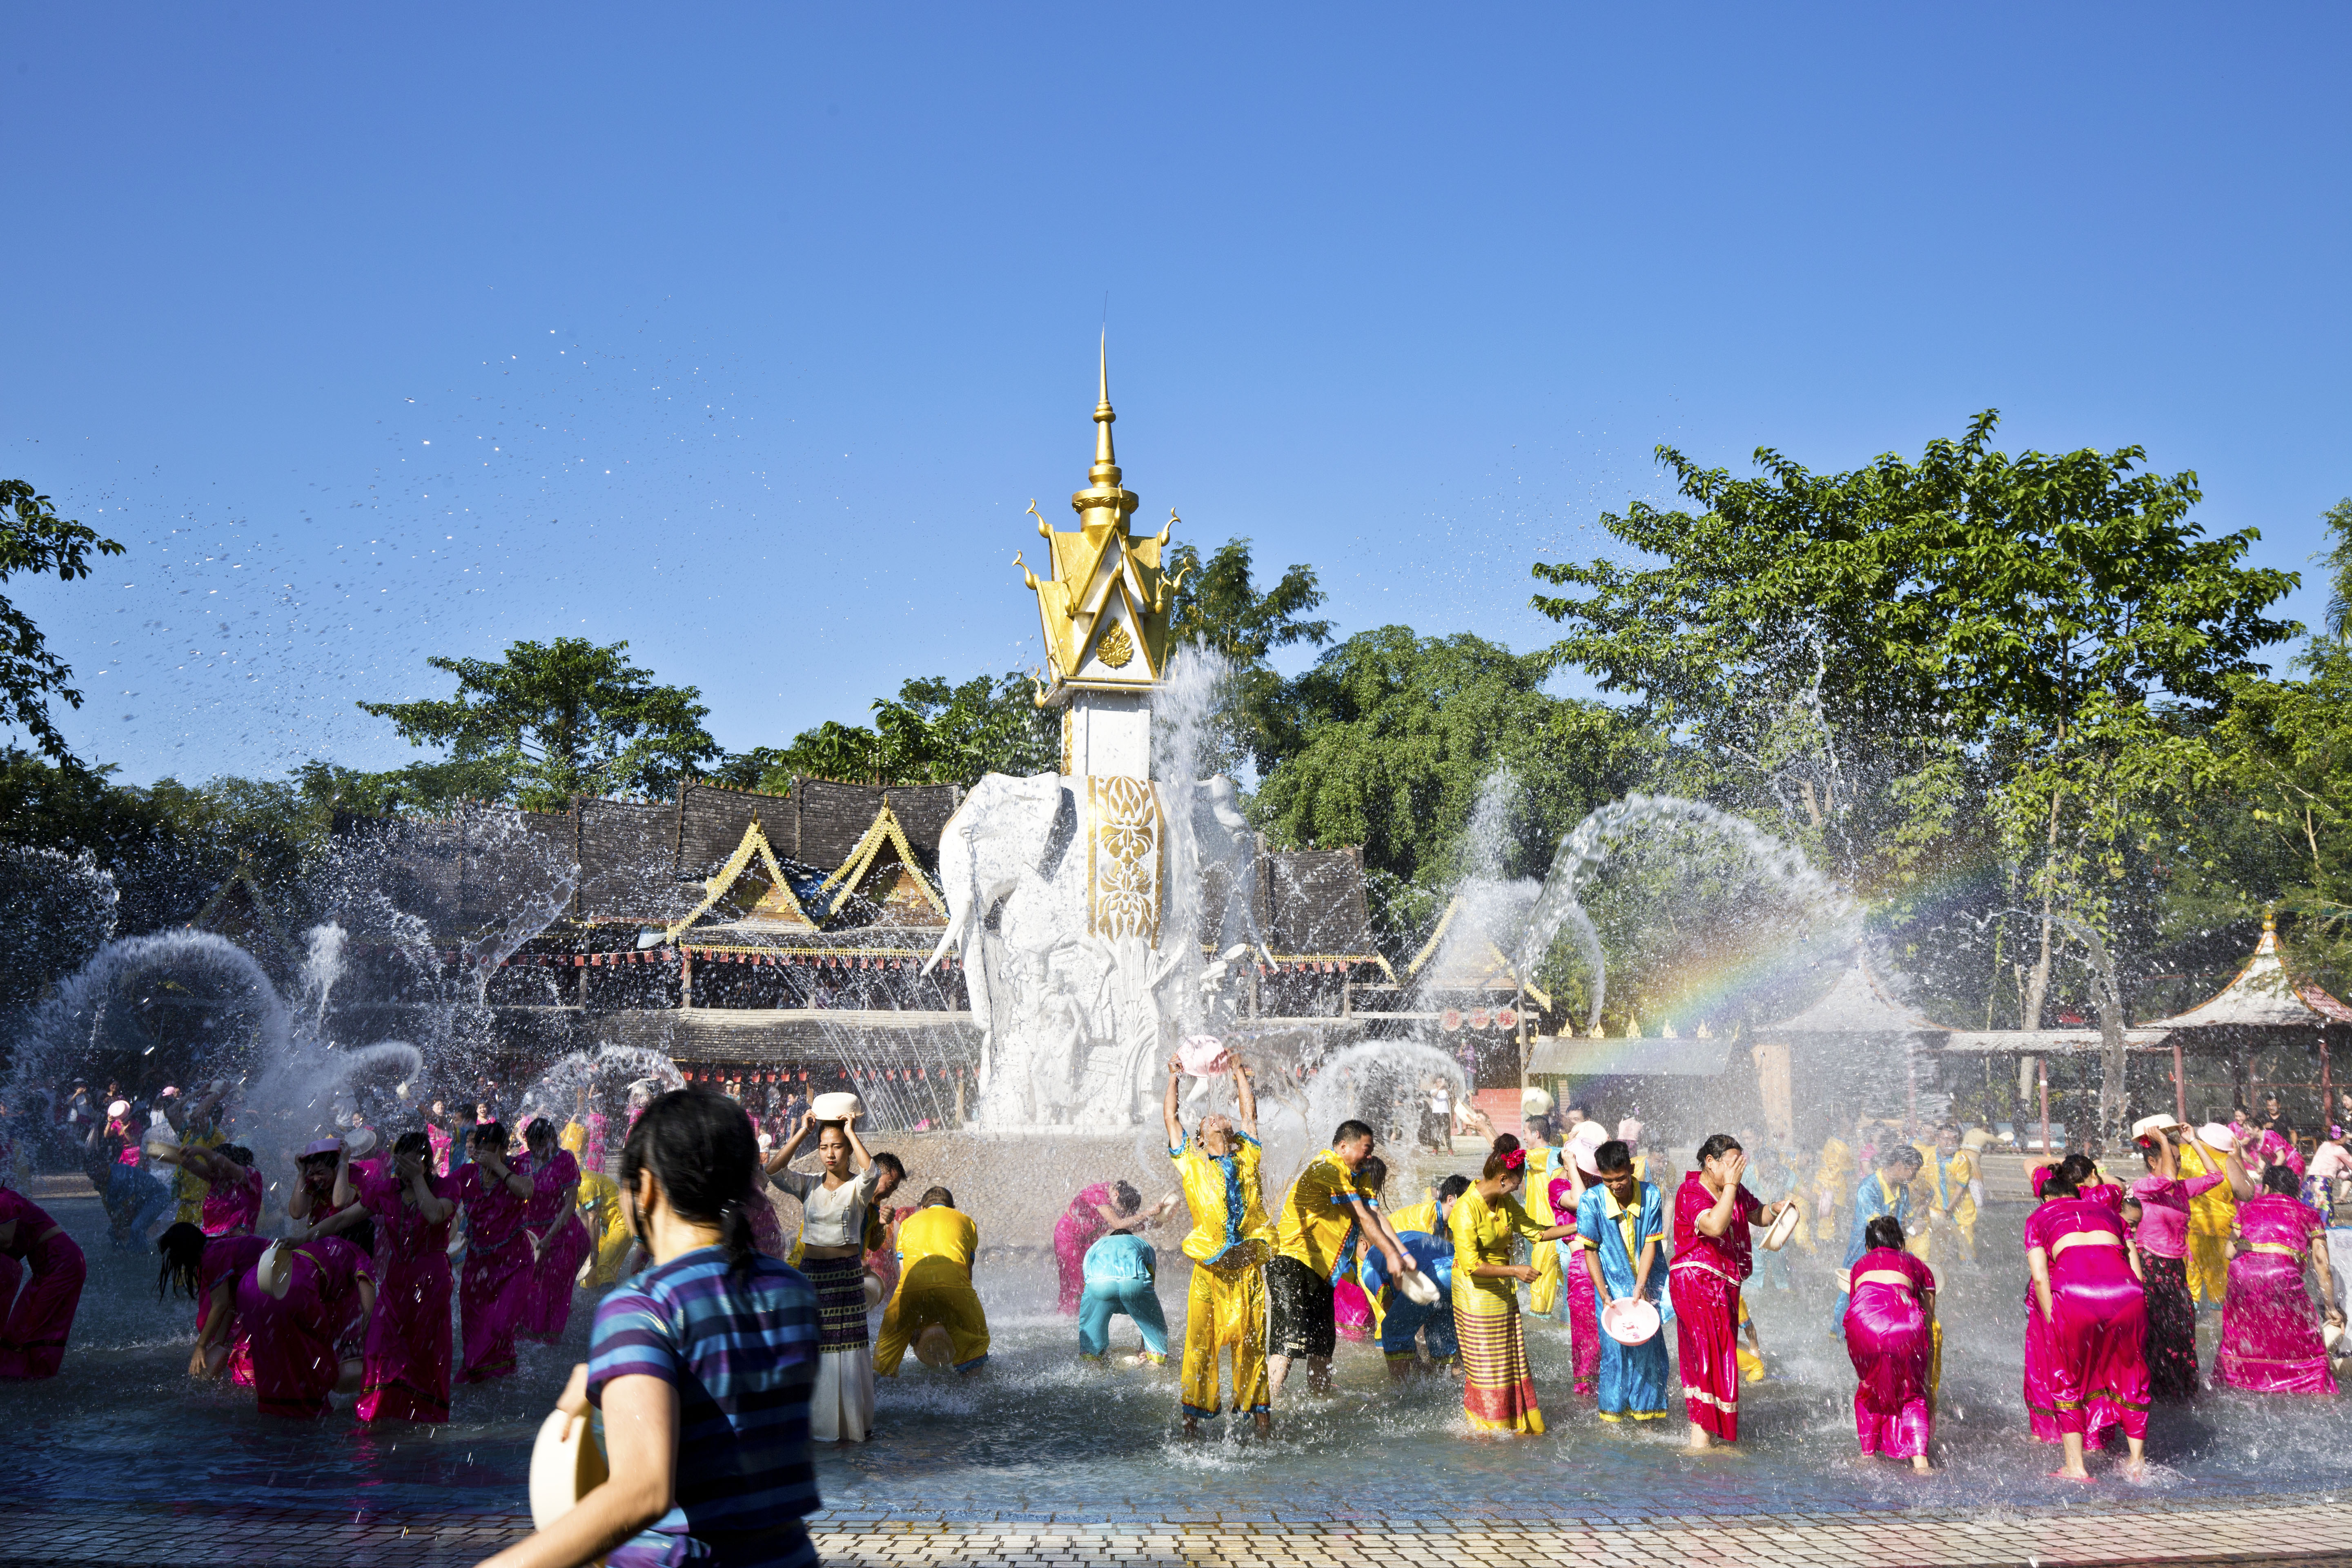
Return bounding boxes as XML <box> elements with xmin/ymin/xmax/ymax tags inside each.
<box><xmin>478</xmin><ymin>1088</ymin><xmax>820</xmax><ymax>1568</ymax></box>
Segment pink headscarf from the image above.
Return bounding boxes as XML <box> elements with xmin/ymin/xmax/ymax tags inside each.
<box><xmin>1615</xmin><ymin>1118</ymin><xmax>1643</xmax><ymax>1145</ymax></box>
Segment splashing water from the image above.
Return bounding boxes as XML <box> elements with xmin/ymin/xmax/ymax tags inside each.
<box><xmin>1515</xmin><ymin>793</ymin><xmax>1860</xmax><ymax>1033</ymax></box>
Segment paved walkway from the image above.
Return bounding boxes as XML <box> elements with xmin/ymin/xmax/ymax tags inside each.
<box><xmin>9</xmin><ymin>1496</ymin><xmax>2352</xmax><ymax>1567</ymax></box>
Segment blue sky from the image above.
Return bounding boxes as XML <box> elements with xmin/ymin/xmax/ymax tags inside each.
<box><xmin>5</xmin><ymin>4</ymin><xmax>2347</xmax><ymax>786</ymax></box>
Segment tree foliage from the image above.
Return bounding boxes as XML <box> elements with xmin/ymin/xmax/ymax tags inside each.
<box><xmin>1250</xmin><ymin>627</ymin><xmax>1655</xmax><ymax>938</ymax></box>
<box><xmin>0</xmin><ymin>479</ymin><xmax>125</xmax><ymax>765</ymax></box>
<box><xmin>1164</xmin><ymin>536</ymin><xmax>1333</xmax><ymax>777</ymax></box>
<box><xmin>712</xmin><ymin>672</ymin><xmax>1056</xmax><ymax>795</ymax></box>
<box><xmin>1530</xmin><ymin>414</ymin><xmax>2298</xmax><ymax>1017</ymax></box>
<box><xmin>357</xmin><ymin>637</ymin><xmax>722</xmax><ymax>812</ymax></box>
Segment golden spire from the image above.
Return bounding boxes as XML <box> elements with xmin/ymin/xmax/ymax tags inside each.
<box><xmin>1070</xmin><ymin>332</ymin><xmax>1139</xmax><ymax>534</ymax></box>
<box><xmin>1091</xmin><ymin>331</ymin><xmax>1119</xmax><ymax>488</ymax></box>
<box><xmin>1014</xmin><ymin>336</ymin><xmax>1172</xmax><ymax>700</ymax></box>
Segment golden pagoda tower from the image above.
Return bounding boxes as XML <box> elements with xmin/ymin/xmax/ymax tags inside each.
<box><xmin>1017</xmin><ymin>336</ymin><xmax>1186</xmax><ymax>779</ymax></box>
<box><xmin>1011</xmin><ymin>339</ymin><xmax>1185</xmax><ymax>943</ymax></box>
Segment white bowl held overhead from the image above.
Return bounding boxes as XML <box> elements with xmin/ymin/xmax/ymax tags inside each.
<box><xmin>809</xmin><ymin>1091</ymin><xmax>864</xmax><ymax>1123</ymax></box>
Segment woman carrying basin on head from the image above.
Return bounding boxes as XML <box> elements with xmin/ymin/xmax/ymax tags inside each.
<box><xmin>765</xmin><ymin>1100</ymin><xmax>881</xmax><ymax>1443</ymax></box>
<box><xmin>2124</xmin><ymin>1119</ymin><xmax>2253</xmax><ymax>1401</ymax></box>
<box><xmin>1163</xmin><ymin>1052</ymin><xmax>1277</xmax><ymax>1437</ymax></box>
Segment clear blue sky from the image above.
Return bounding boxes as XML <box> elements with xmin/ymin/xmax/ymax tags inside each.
<box><xmin>6</xmin><ymin>4</ymin><xmax>2348</xmax><ymax>786</ymax></box>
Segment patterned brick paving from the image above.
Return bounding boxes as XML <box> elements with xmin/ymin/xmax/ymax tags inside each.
<box><xmin>7</xmin><ymin>1496</ymin><xmax>2352</xmax><ymax>1567</ymax></box>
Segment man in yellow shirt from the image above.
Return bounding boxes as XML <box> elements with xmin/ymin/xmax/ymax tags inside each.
<box><xmin>1268</xmin><ymin>1115</ymin><xmax>1417</xmax><ymax>1399</ymax></box>
<box><xmin>874</xmin><ymin>1187</ymin><xmax>989</xmax><ymax>1376</ymax></box>
<box><xmin>1909</xmin><ymin>1123</ymin><xmax>1981</xmax><ymax>1266</ymax></box>
<box><xmin>1165</xmin><ymin>1053</ymin><xmax>1277</xmax><ymax>1435</ymax></box>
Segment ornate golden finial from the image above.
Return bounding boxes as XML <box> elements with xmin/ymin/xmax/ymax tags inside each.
<box><xmin>2264</xmin><ymin>906</ymin><xmax>2278</xmax><ymax>932</ymax></box>
<box><xmin>1016</xmin><ymin>337</ymin><xmax>1172</xmax><ymax>698</ymax></box>
<box><xmin>1090</xmin><ymin>331</ymin><xmax>1119</xmax><ymax>486</ymax></box>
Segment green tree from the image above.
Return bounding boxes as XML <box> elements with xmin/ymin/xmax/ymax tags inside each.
<box><xmin>1165</xmin><ymin>536</ymin><xmax>1333</xmax><ymax>776</ymax></box>
<box><xmin>1530</xmin><ymin>412</ymin><xmax>2300</xmax><ymax>1142</ymax></box>
<box><xmin>358</xmin><ymin>638</ymin><xmax>722</xmax><ymax>812</ymax></box>
<box><xmin>1250</xmin><ymin>626</ymin><xmax>1655</xmax><ymax>942</ymax></box>
<box><xmin>2168</xmin><ymin>498</ymin><xmax>2352</xmax><ymax>998</ymax></box>
<box><xmin>0</xmin><ymin>479</ymin><xmax>125</xmax><ymax>765</ymax></box>
<box><xmin>714</xmin><ymin>671</ymin><xmax>1056</xmax><ymax>795</ymax></box>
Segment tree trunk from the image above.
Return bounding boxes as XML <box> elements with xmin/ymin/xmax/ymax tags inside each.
<box><xmin>2020</xmin><ymin>787</ymin><xmax>2065</xmax><ymax>1029</ymax></box>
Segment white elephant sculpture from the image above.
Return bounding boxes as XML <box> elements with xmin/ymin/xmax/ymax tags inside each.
<box><xmin>924</xmin><ymin>771</ymin><xmax>1266</xmax><ymax>1128</ymax></box>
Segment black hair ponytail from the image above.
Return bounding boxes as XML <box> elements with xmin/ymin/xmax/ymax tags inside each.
<box><xmin>619</xmin><ymin>1087</ymin><xmax>762</xmax><ymax>1273</ymax></box>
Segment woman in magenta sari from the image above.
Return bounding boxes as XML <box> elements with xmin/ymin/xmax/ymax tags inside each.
<box><xmin>1843</xmin><ymin>1214</ymin><xmax>1938</xmax><ymax>1471</ymax></box>
<box><xmin>354</xmin><ymin>1129</ymin><xmax>457</xmax><ymax>1421</ymax></box>
<box><xmin>0</xmin><ymin>1187</ymin><xmax>86</xmax><ymax>1379</ymax></box>
<box><xmin>2026</xmin><ymin>1163</ymin><xmax>2150</xmax><ymax>1480</ymax></box>
<box><xmin>237</xmin><ymin>1236</ymin><xmax>376</xmax><ymax>1418</ymax></box>
<box><xmin>517</xmin><ymin>1118</ymin><xmax>588</xmax><ymax>1342</ymax></box>
<box><xmin>148</xmin><ymin>1140</ymin><xmax>264</xmax><ymax>1237</ymax></box>
<box><xmin>2214</xmin><ymin>1164</ymin><xmax>2342</xmax><ymax>1395</ymax></box>
<box><xmin>2124</xmin><ymin>1120</ymin><xmax>2252</xmax><ymax>1401</ymax></box>
<box><xmin>1055</xmin><ymin>1182</ymin><xmax>1127</xmax><ymax>1316</ymax></box>
<box><xmin>454</xmin><ymin>1120</ymin><xmax>535</xmax><ymax>1382</ymax></box>
<box><xmin>161</xmin><ymin>1222</ymin><xmax>267</xmax><ymax>1385</ymax></box>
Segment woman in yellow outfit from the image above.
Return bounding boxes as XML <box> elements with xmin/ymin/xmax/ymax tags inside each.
<box><xmin>1163</xmin><ymin>1052</ymin><xmax>1276</xmax><ymax>1437</ymax></box>
<box><xmin>560</xmin><ymin>1121</ymin><xmax>634</xmax><ymax>1286</ymax></box>
<box><xmin>874</xmin><ymin>1187</ymin><xmax>989</xmax><ymax>1376</ymax></box>
<box><xmin>2177</xmin><ymin>1127</ymin><xmax>2239</xmax><ymax>1305</ymax></box>
<box><xmin>1451</xmin><ymin>1143</ymin><xmax>1578</xmax><ymax>1434</ymax></box>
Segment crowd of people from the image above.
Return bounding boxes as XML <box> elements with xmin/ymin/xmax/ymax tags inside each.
<box><xmin>3</xmin><ymin>1055</ymin><xmax>2350</xmax><ymax>1567</ymax></box>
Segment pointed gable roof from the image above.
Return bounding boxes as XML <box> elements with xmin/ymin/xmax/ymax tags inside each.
<box><xmin>2143</xmin><ymin>918</ymin><xmax>2352</xmax><ymax>1029</ymax></box>
<box><xmin>1405</xmin><ymin>894</ymin><xmax>1552</xmax><ymax>1008</ymax></box>
<box><xmin>816</xmin><ymin>800</ymin><xmax>947</xmax><ymax>927</ymax></box>
<box><xmin>1758</xmin><ymin>958</ymin><xmax>1948</xmax><ymax>1037</ymax></box>
<box><xmin>663</xmin><ymin>819</ymin><xmax>822</xmax><ymax>942</ymax></box>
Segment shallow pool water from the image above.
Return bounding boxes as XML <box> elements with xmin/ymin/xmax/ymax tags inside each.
<box><xmin>7</xmin><ymin>1185</ymin><xmax>2347</xmax><ymax>1524</ymax></box>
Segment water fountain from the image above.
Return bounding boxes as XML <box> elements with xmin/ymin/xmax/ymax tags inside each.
<box><xmin>7</xmin><ymin>361</ymin><xmax>2348</xmax><ymax>1549</ymax></box>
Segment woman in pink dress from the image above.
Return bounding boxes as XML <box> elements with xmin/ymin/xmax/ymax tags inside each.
<box><xmin>1842</xmin><ymin>1214</ymin><xmax>1938</xmax><ymax>1471</ymax></box>
<box><xmin>1668</xmin><ymin>1133</ymin><xmax>1784</xmax><ymax>1451</ymax></box>
<box><xmin>1550</xmin><ymin>1147</ymin><xmax>1601</xmax><ymax>1397</ymax></box>
<box><xmin>0</xmin><ymin>1187</ymin><xmax>86</xmax><ymax>1379</ymax></box>
<box><xmin>2025</xmin><ymin>1164</ymin><xmax>2150</xmax><ymax>1480</ymax></box>
<box><xmin>517</xmin><ymin>1118</ymin><xmax>589</xmax><ymax>1341</ymax></box>
<box><xmin>354</xmin><ymin>1129</ymin><xmax>457</xmax><ymax>1422</ymax></box>
<box><xmin>2213</xmin><ymin>1164</ymin><xmax>2342</xmax><ymax>1395</ymax></box>
<box><xmin>2125</xmin><ymin>1123</ymin><xmax>2251</xmax><ymax>1400</ymax></box>
<box><xmin>1054</xmin><ymin>1182</ymin><xmax>1128</xmax><ymax>1315</ymax></box>
<box><xmin>236</xmin><ymin>1236</ymin><xmax>376</xmax><ymax>1418</ymax></box>
<box><xmin>162</xmin><ymin>1222</ymin><xmax>267</xmax><ymax>1385</ymax></box>
<box><xmin>454</xmin><ymin>1120</ymin><xmax>535</xmax><ymax>1381</ymax></box>
<box><xmin>149</xmin><ymin>1140</ymin><xmax>264</xmax><ymax>1237</ymax></box>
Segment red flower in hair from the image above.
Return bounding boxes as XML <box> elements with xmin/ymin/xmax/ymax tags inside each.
<box><xmin>1499</xmin><ymin>1147</ymin><xmax>1526</xmax><ymax>1171</ymax></box>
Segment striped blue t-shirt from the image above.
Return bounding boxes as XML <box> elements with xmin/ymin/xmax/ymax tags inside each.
<box><xmin>586</xmin><ymin>1246</ymin><xmax>821</xmax><ymax>1568</ymax></box>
